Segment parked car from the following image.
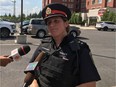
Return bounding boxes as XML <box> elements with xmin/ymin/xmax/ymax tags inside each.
<box><xmin>95</xmin><ymin>21</ymin><xmax>116</xmax><ymax>31</ymax></box>
<box><xmin>0</xmin><ymin>18</ymin><xmax>16</xmax><ymax>38</ymax></box>
<box><xmin>27</xmin><ymin>18</ymin><xmax>81</xmax><ymax>38</ymax></box>
<box><xmin>18</xmin><ymin>20</ymin><xmax>30</xmax><ymax>34</ymax></box>
<box><xmin>27</xmin><ymin>18</ymin><xmax>48</xmax><ymax>38</ymax></box>
<box><xmin>41</xmin><ymin>26</ymin><xmax>81</xmax><ymax>43</ymax></box>
<box><xmin>69</xmin><ymin>26</ymin><xmax>81</xmax><ymax>37</ymax></box>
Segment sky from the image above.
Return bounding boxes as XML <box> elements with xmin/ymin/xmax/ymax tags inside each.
<box><xmin>0</xmin><ymin>0</ymin><xmax>42</xmax><ymax>16</ymax></box>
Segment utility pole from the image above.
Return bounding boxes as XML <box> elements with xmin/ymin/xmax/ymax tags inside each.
<box><xmin>21</xmin><ymin>0</ymin><xmax>23</xmax><ymax>35</ymax></box>
<box><xmin>15</xmin><ymin>0</ymin><xmax>27</xmax><ymax>44</ymax></box>
<box><xmin>12</xmin><ymin>0</ymin><xmax>16</xmax><ymax>16</ymax></box>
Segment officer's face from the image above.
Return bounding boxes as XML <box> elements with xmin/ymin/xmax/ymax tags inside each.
<box><xmin>46</xmin><ymin>16</ymin><xmax>68</xmax><ymax>38</ymax></box>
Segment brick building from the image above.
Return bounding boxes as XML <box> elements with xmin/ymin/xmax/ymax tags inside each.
<box><xmin>85</xmin><ymin>0</ymin><xmax>116</xmax><ymax>23</ymax></box>
<box><xmin>42</xmin><ymin>0</ymin><xmax>81</xmax><ymax>13</ymax></box>
<box><xmin>42</xmin><ymin>0</ymin><xmax>116</xmax><ymax>24</ymax></box>
<box><xmin>86</xmin><ymin>0</ymin><xmax>116</xmax><ymax>10</ymax></box>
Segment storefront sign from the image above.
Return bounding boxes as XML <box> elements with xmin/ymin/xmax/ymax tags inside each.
<box><xmin>98</xmin><ymin>8</ymin><xmax>106</xmax><ymax>16</ymax></box>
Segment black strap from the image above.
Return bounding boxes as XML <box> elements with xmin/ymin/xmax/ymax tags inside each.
<box><xmin>68</xmin><ymin>38</ymin><xmax>81</xmax><ymax>75</ymax></box>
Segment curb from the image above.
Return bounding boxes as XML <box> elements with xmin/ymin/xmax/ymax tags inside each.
<box><xmin>70</xmin><ymin>24</ymin><xmax>96</xmax><ymax>30</ymax></box>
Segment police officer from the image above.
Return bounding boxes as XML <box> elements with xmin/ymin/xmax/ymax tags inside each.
<box><xmin>30</xmin><ymin>3</ymin><xmax>101</xmax><ymax>87</ymax></box>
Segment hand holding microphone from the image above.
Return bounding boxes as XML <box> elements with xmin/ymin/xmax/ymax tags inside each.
<box><xmin>0</xmin><ymin>45</ymin><xmax>30</xmax><ymax>67</ymax></box>
<box><xmin>23</xmin><ymin>51</ymin><xmax>46</xmax><ymax>87</ymax></box>
<box><xmin>8</xmin><ymin>45</ymin><xmax>30</xmax><ymax>61</ymax></box>
<box><xmin>0</xmin><ymin>55</ymin><xmax>13</xmax><ymax>67</ymax></box>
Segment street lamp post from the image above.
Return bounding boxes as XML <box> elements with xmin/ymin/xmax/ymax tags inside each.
<box><xmin>12</xmin><ymin>0</ymin><xmax>16</xmax><ymax>16</ymax></box>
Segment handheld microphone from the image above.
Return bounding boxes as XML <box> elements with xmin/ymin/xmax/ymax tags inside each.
<box><xmin>23</xmin><ymin>51</ymin><xmax>46</xmax><ymax>87</ymax></box>
<box><xmin>0</xmin><ymin>45</ymin><xmax>30</xmax><ymax>67</ymax></box>
<box><xmin>8</xmin><ymin>45</ymin><xmax>30</xmax><ymax>61</ymax></box>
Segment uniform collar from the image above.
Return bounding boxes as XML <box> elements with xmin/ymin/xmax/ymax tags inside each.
<box><xmin>51</xmin><ymin>34</ymin><xmax>76</xmax><ymax>49</ymax></box>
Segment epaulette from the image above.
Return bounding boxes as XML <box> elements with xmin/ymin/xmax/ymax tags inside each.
<box><xmin>78</xmin><ymin>40</ymin><xmax>89</xmax><ymax>49</ymax></box>
<box><xmin>69</xmin><ymin>38</ymin><xmax>89</xmax><ymax>52</ymax></box>
<box><xmin>69</xmin><ymin>38</ymin><xmax>80</xmax><ymax>52</ymax></box>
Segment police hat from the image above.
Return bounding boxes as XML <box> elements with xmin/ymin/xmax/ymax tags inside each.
<box><xmin>42</xmin><ymin>3</ymin><xmax>71</xmax><ymax>21</ymax></box>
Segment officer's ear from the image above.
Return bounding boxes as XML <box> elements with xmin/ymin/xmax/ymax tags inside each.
<box><xmin>64</xmin><ymin>20</ymin><xmax>69</xmax><ymax>28</ymax></box>
<box><xmin>66</xmin><ymin>20</ymin><xmax>69</xmax><ymax>24</ymax></box>
<box><xmin>66</xmin><ymin>25</ymin><xmax>70</xmax><ymax>33</ymax></box>
<box><xmin>62</xmin><ymin>17</ymin><xmax>69</xmax><ymax>27</ymax></box>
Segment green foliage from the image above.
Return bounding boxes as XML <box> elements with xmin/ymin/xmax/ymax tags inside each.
<box><xmin>112</xmin><ymin>13</ymin><xmax>116</xmax><ymax>23</ymax></box>
<box><xmin>69</xmin><ymin>12</ymin><xmax>82</xmax><ymax>24</ymax></box>
<box><xmin>101</xmin><ymin>10</ymin><xmax>116</xmax><ymax>23</ymax></box>
<box><xmin>69</xmin><ymin>12</ymin><xmax>76</xmax><ymax>24</ymax></box>
<box><xmin>0</xmin><ymin>11</ymin><xmax>42</xmax><ymax>23</ymax></box>
<box><xmin>77</xmin><ymin>12</ymin><xmax>82</xmax><ymax>24</ymax></box>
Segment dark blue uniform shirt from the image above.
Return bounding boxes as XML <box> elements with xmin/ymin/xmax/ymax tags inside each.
<box><xmin>30</xmin><ymin>34</ymin><xmax>101</xmax><ymax>87</ymax></box>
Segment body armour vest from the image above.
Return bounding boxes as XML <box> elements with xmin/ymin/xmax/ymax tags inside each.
<box><xmin>37</xmin><ymin>38</ymin><xmax>81</xmax><ymax>87</ymax></box>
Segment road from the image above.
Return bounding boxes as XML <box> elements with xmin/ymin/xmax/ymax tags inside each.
<box><xmin>0</xmin><ymin>29</ymin><xmax>116</xmax><ymax>87</ymax></box>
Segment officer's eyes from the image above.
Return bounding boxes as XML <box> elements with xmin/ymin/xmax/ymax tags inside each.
<box><xmin>54</xmin><ymin>19</ymin><xmax>60</xmax><ymax>23</ymax></box>
<box><xmin>47</xmin><ymin>21</ymin><xmax>51</xmax><ymax>25</ymax></box>
<box><xmin>47</xmin><ymin>19</ymin><xmax>60</xmax><ymax>25</ymax></box>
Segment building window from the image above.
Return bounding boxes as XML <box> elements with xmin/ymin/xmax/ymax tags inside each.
<box><xmin>62</xmin><ymin>0</ymin><xmax>67</xmax><ymax>2</ymax></box>
<box><xmin>68</xmin><ymin>0</ymin><xmax>74</xmax><ymax>2</ymax></box>
<box><xmin>68</xmin><ymin>3</ymin><xmax>73</xmax><ymax>8</ymax></box>
<box><xmin>107</xmin><ymin>0</ymin><xmax>111</xmax><ymax>2</ymax></box>
<box><xmin>62</xmin><ymin>3</ymin><xmax>67</xmax><ymax>7</ymax></box>
<box><xmin>92</xmin><ymin>0</ymin><xmax>95</xmax><ymax>4</ymax></box>
<box><xmin>81</xmin><ymin>0</ymin><xmax>85</xmax><ymax>2</ymax></box>
<box><xmin>76</xmin><ymin>4</ymin><xmax>79</xmax><ymax>9</ymax></box>
<box><xmin>81</xmin><ymin>3</ymin><xmax>86</xmax><ymax>8</ymax></box>
<box><xmin>71</xmin><ymin>0</ymin><xmax>74</xmax><ymax>2</ymax></box>
<box><xmin>98</xmin><ymin>0</ymin><xmax>102</xmax><ymax>4</ymax></box>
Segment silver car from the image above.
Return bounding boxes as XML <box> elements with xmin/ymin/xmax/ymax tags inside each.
<box><xmin>28</xmin><ymin>18</ymin><xmax>81</xmax><ymax>38</ymax></box>
<box><xmin>69</xmin><ymin>26</ymin><xmax>81</xmax><ymax>37</ymax></box>
<box><xmin>27</xmin><ymin>18</ymin><xmax>48</xmax><ymax>38</ymax></box>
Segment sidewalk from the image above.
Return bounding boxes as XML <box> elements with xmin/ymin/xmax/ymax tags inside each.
<box><xmin>70</xmin><ymin>24</ymin><xmax>96</xmax><ymax>30</ymax></box>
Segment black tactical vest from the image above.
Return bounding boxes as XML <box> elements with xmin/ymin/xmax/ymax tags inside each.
<box><xmin>35</xmin><ymin>37</ymin><xmax>83</xmax><ymax>87</ymax></box>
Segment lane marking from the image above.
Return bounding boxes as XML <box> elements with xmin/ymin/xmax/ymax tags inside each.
<box><xmin>0</xmin><ymin>43</ymin><xmax>40</xmax><ymax>46</ymax></box>
<box><xmin>0</xmin><ymin>44</ymin><xmax>20</xmax><ymax>46</ymax></box>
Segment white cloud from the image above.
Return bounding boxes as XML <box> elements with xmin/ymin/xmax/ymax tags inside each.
<box><xmin>11</xmin><ymin>6</ymin><xmax>41</xmax><ymax>16</ymax></box>
<box><xmin>0</xmin><ymin>0</ymin><xmax>14</xmax><ymax>15</ymax></box>
<box><xmin>0</xmin><ymin>0</ymin><xmax>42</xmax><ymax>16</ymax></box>
<box><xmin>29</xmin><ymin>6</ymin><xmax>41</xmax><ymax>14</ymax></box>
<box><xmin>0</xmin><ymin>0</ymin><xmax>13</xmax><ymax>6</ymax></box>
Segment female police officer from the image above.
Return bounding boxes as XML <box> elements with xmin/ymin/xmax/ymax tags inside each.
<box><xmin>29</xmin><ymin>3</ymin><xmax>101</xmax><ymax>87</ymax></box>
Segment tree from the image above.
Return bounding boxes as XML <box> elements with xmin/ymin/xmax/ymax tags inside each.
<box><xmin>38</xmin><ymin>11</ymin><xmax>42</xmax><ymax>18</ymax></box>
<box><xmin>77</xmin><ymin>12</ymin><xmax>82</xmax><ymax>24</ymax></box>
<box><xmin>101</xmin><ymin>11</ymin><xmax>109</xmax><ymax>21</ymax></box>
<box><xmin>69</xmin><ymin>12</ymin><xmax>74</xmax><ymax>24</ymax></box>
<box><xmin>101</xmin><ymin>8</ymin><xmax>116</xmax><ymax>23</ymax></box>
<box><xmin>8</xmin><ymin>13</ymin><xmax>11</xmax><ymax>17</ymax></box>
<box><xmin>112</xmin><ymin>13</ymin><xmax>116</xmax><ymax>23</ymax></box>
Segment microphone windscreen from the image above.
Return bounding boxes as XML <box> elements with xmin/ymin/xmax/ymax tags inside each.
<box><xmin>18</xmin><ymin>45</ymin><xmax>31</xmax><ymax>56</ymax></box>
